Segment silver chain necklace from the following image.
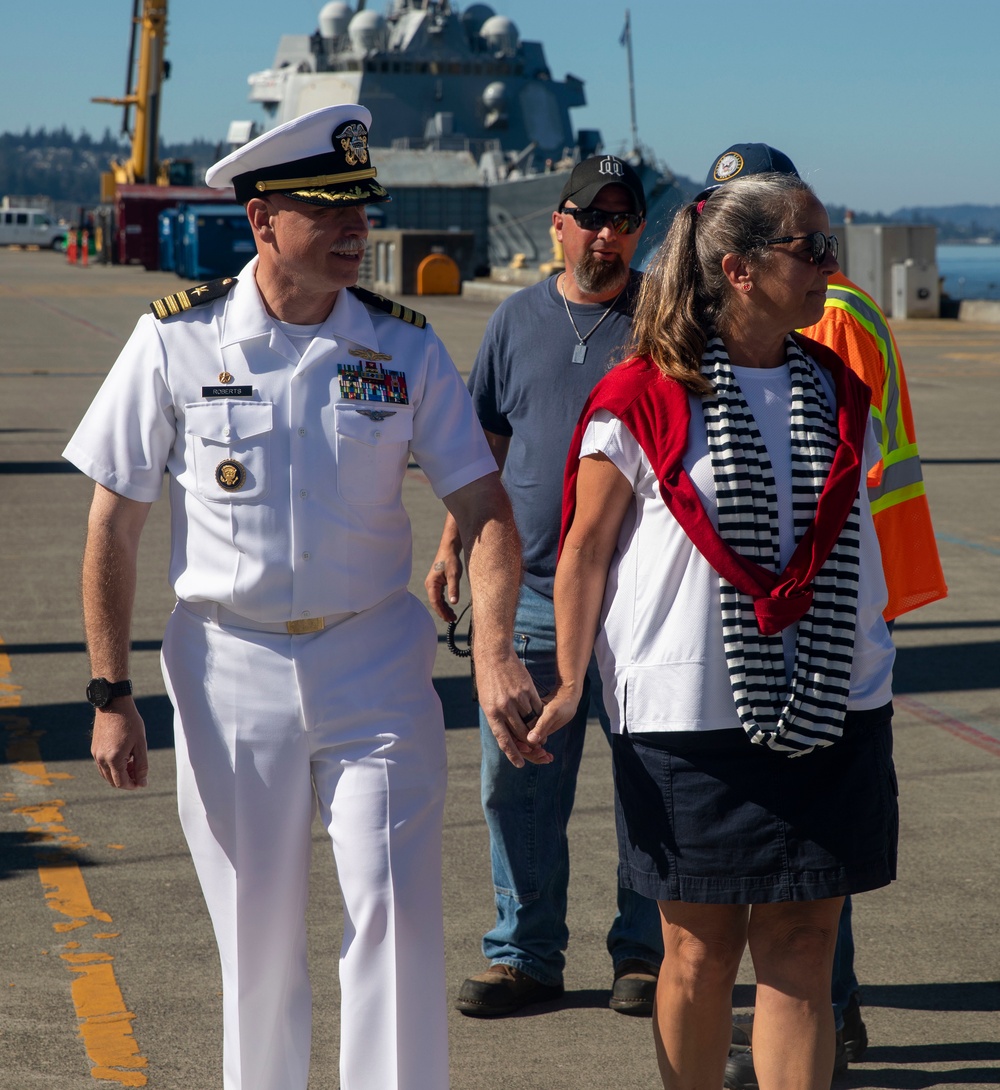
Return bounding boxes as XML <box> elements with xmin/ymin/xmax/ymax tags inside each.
<box><xmin>559</xmin><ymin>275</ymin><xmax>625</xmax><ymax>364</ymax></box>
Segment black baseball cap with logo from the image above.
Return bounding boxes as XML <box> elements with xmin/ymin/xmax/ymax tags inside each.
<box><xmin>558</xmin><ymin>155</ymin><xmax>647</xmax><ymax>217</ymax></box>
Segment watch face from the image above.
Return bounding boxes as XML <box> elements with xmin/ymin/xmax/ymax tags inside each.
<box><xmin>87</xmin><ymin>678</ymin><xmax>111</xmax><ymax>708</ymax></box>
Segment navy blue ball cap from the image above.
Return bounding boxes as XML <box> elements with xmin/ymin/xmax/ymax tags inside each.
<box><xmin>703</xmin><ymin>143</ymin><xmax>800</xmax><ymax>189</ymax></box>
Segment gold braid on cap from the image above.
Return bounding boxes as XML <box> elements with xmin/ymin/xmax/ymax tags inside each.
<box><xmin>290</xmin><ymin>182</ymin><xmax>388</xmax><ymax>202</ymax></box>
<box><xmin>255</xmin><ymin>167</ymin><xmax>378</xmax><ymax>192</ymax></box>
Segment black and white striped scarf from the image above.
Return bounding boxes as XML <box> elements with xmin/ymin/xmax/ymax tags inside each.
<box><xmin>701</xmin><ymin>336</ymin><xmax>862</xmax><ymax>756</ymax></box>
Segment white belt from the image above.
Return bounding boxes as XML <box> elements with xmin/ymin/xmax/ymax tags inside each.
<box><xmin>180</xmin><ymin>600</ymin><xmax>357</xmax><ymax>635</ymax></box>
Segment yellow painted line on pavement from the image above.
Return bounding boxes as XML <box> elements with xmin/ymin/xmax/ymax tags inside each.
<box><xmin>1</xmin><ymin>639</ymin><xmax>148</xmax><ymax>1085</ymax></box>
<box><xmin>62</xmin><ymin>951</ymin><xmax>148</xmax><ymax>1087</ymax></box>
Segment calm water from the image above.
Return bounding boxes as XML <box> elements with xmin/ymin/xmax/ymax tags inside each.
<box><xmin>937</xmin><ymin>244</ymin><xmax>1000</xmax><ymax>300</ymax></box>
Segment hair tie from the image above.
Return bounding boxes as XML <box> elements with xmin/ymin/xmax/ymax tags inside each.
<box><xmin>696</xmin><ymin>199</ymin><xmax>707</xmax><ymax>215</ymax></box>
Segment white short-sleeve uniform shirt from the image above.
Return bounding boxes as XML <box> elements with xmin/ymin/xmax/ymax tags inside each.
<box><xmin>63</xmin><ymin>259</ymin><xmax>497</xmax><ymax>622</ymax></box>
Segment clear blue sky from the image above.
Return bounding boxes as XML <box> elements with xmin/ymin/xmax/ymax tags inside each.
<box><xmin>5</xmin><ymin>0</ymin><xmax>998</xmax><ymax>214</ymax></box>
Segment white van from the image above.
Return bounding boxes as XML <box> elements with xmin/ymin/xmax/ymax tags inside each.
<box><xmin>0</xmin><ymin>206</ymin><xmax>67</xmax><ymax>249</ymax></box>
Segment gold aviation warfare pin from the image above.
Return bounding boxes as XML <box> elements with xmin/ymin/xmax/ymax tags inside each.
<box><xmin>349</xmin><ymin>348</ymin><xmax>393</xmax><ymax>362</ymax></box>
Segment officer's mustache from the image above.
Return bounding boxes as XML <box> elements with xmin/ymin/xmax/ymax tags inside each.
<box><xmin>332</xmin><ymin>239</ymin><xmax>367</xmax><ymax>256</ymax></box>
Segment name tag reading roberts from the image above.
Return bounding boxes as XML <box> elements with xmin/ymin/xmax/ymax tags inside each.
<box><xmin>202</xmin><ymin>386</ymin><xmax>253</xmax><ymax>398</ymax></box>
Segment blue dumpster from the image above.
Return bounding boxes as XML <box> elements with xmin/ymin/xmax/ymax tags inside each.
<box><xmin>176</xmin><ymin>203</ymin><xmax>254</xmax><ymax>280</ymax></box>
<box><xmin>158</xmin><ymin>208</ymin><xmax>179</xmax><ymax>272</ymax></box>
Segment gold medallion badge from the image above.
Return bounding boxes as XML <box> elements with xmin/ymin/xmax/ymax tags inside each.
<box><xmin>218</xmin><ymin>371</ymin><xmax>234</xmax><ymax>384</ymax></box>
<box><xmin>215</xmin><ymin>459</ymin><xmax>247</xmax><ymax>492</ymax></box>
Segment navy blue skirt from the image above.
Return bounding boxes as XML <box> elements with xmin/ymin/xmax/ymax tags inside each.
<box><xmin>612</xmin><ymin>703</ymin><xmax>898</xmax><ymax>904</ymax></box>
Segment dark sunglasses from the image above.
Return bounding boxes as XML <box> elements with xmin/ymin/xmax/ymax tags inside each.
<box><xmin>560</xmin><ymin>206</ymin><xmax>644</xmax><ymax>236</ymax></box>
<box><xmin>761</xmin><ymin>231</ymin><xmax>839</xmax><ymax>264</ymax></box>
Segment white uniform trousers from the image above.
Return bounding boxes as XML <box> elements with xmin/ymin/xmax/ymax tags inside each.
<box><xmin>161</xmin><ymin>589</ymin><xmax>449</xmax><ymax>1090</ymax></box>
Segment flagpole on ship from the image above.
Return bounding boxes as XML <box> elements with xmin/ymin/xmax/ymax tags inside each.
<box><xmin>621</xmin><ymin>9</ymin><xmax>639</xmax><ymax>157</ymax></box>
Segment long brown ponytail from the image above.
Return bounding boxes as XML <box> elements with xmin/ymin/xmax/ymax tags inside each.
<box><xmin>629</xmin><ymin>173</ymin><xmax>814</xmax><ymax>393</ymax></box>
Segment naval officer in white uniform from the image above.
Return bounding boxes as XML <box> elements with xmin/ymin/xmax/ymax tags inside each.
<box><xmin>63</xmin><ymin>104</ymin><xmax>546</xmax><ymax>1090</ymax></box>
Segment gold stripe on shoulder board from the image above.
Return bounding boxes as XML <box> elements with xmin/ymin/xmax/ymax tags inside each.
<box><xmin>150</xmin><ymin>277</ymin><xmax>238</xmax><ymax>321</ymax></box>
<box><xmin>347</xmin><ymin>285</ymin><xmax>427</xmax><ymax>329</ymax></box>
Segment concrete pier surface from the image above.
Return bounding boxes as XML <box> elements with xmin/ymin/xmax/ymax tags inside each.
<box><xmin>0</xmin><ymin>250</ymin><xmax>997</xmax><ymax>1089</ymax></box>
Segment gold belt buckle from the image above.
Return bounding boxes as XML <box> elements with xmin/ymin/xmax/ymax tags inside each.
<box><xmin>285</xmin><ymin>617</ymin><xmax>326</xmax><ymax>635</ymax></box>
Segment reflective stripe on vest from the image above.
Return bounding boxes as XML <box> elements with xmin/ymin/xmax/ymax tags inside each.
<box><xmin>824</xmin><ymin>284</ymin><xmax>925</xmax><ymax>515</ymax></box>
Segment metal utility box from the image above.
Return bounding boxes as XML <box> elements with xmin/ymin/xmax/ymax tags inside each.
<box><xmin>368</xmin><ymin>186</ymin><xmax>489</xmax><ymax>275</ymax></box>
<box><xmin>839</xmin><ymin>224</ymin><xmax>937</xmax><ymax>315</ymax></box>
<box><xmin>891</xmin><ymin>259</ymin><xmax>940</xmax><ymax>319</ymax></box>
<box><xmin>357</xmin><ymin>230</ymin><xmax>477</xmax><ymax>295</ymax></box>
<box><xmin>175</xmin><ymin>204</ymin><xmax>254</xmax><ymax>281</ymax></box>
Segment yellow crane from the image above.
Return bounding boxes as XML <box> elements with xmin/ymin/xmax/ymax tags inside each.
<box><xmin>92</xmin><ymin>0</ymin><xmax>173</xmax><ymax>199</ymax></box>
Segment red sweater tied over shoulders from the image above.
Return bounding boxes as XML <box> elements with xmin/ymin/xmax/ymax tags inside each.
<box><xmin>559</xmin><ymin>335</ymin><xmax>871</xmax><ymax>636</ymax></box>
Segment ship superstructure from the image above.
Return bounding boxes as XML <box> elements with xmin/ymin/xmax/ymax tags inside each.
<box><xmin>247</xmin><ymin>1</ymin><xmax>600</xmax><ymax>174</ymax></box>
<box><xmin>237</xmin><ymin>1</ymin><xmax>684</xmax><ymax>268</ymax></box>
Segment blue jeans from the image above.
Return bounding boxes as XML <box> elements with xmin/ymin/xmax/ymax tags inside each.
<box><xmin>832</xmin><ymin>896</ymin><xmax>859</xmax><ymax>1029</ymax></box>
<box><xmin>830</xmin><ymin>618</ymin><xmax>891</xmax><ymax>1026</ymax></box>
<box><xmin>478</xmin><ymin>584</ymin><xmax>663</xmax><ymax>986</ymax></box>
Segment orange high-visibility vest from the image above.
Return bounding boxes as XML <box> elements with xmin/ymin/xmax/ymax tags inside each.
<box><xmin>800</xmin><ymin>273</ymin><xmax>947</xmax><ymax>620</ymax></box>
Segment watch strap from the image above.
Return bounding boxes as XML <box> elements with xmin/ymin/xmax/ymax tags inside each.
<box><xmin>106</xmin><ymin>680</ymin><xmax>133</xmax><ymax>701</ymax></box>
<box><xmin>87</xmin><ymin>677</ymin><xmax>134</xmax><ymax>708</ymax></box>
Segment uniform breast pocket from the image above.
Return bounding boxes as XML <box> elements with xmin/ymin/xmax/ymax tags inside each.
<box><xmin>185</xmin><ymin>401</ymin><xmax>273</xmax><ymax>503</ymax></box>
<box><xmin>334</xmin><ymin>403</ymin><xmax>414</xmax><ymax>506</ymax></box>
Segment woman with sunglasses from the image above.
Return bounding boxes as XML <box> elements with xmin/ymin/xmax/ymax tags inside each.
<box><xmin>528</xmin><ymin>172</ymin><xmax>897</xmax><ymax>1089</ymax></box>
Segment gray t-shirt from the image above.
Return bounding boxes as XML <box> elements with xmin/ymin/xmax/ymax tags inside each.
<box><xmin>469</xmin><ymin>271</ymin><xmax>640</xmax><ymax>598</ymax></box>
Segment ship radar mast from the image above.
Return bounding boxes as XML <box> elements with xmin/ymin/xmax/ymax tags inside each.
<box><xmin>622</xmin><ymin>8</ymin><xmax>640</xmax><ymax>159</ymax></box>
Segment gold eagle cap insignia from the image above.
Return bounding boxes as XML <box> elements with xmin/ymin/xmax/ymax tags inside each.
<box><xmin>335</xmin><ymin>122</ymin><xmax>370</xmax><ymax>167</ymax></box>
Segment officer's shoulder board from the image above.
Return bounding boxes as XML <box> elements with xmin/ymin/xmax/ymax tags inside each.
<box><xmin>150</xmin><ymin>277</ymin><xmax>238</xmax><ymax>321</ymax></box>
<box><xmin>348</xmin><ymin>285</ymin><xmax>426</xmax><ymax>329</ymax></box>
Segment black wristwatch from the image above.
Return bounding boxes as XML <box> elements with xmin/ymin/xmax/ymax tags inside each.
<box><xmin>86</xmin><ymin>677</ymin><xmax>133</xmax><ymax>709</ymax></box>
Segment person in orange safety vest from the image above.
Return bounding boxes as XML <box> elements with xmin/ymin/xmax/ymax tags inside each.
<box><xmin>800</xmin><ymin>271</ymin><xmax>947</xmax><ymax>618</ymax></box>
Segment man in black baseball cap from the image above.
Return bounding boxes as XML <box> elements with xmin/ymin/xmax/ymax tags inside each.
<box><xmin>558</xmin><ymin>153</ymin><xmax>647</xmax><ymax>218</ymax></box>
<box><xmin>427</xmin><ymin>153</ymin><xmax>662</xmax><ymax>1020</ymax></box>
<box><xmin>554</xmin><ymin>155</ymin><xmax>647</xmax><ymax>298</ymax></box>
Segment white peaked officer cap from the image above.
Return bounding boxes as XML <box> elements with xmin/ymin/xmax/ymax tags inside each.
<box><xmin>205</xmin><ymin>104</ymin><xmax>391</xmax><ymax>206</ymax></box>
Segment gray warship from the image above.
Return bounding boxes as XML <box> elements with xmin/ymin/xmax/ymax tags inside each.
<box><xmin>235</xmin><ymin>0</ymin><xmax>685</xmax><ymax>270</ymax></box>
